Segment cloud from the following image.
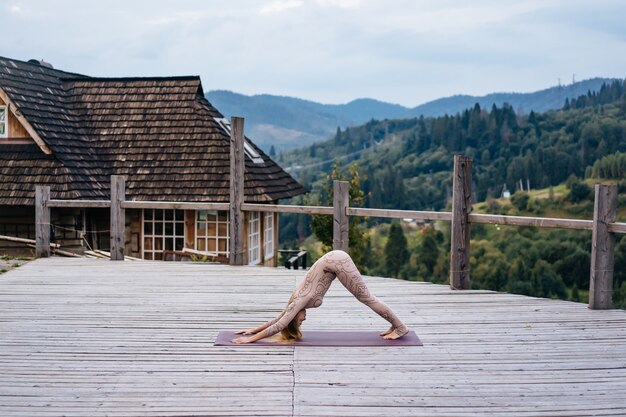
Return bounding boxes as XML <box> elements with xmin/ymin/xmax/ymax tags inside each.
<box><xmin>0</xmin><ymin>0</ymin><xmax>625</xmax><ymax>106</ymax></box>
<box><xmin>259</xmin><ymin>0</ymin><xmax>303</xmax><ymax>15</ymax></box>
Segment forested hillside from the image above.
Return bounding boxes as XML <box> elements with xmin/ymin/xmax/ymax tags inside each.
<box><xmin>207</xmin><ymin>78</ymin><xmax>613</xmax><ymax>153</ymax></box>
<box><xmin>283</xmin><ymin>79</ymin><xmax>626</xmax><ymax>211</ymax></box>
<box><xmin>279</xmin><ymin>80</ymin><xmax>626</xmax><ymax>308</ymax></box>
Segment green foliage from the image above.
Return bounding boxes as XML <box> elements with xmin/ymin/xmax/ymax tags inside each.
<box><xmin>510</xmin><ymin>192</ymin><xmax>530</xmax><ymax>211</ymax></box>
<box><xmin>566</xmin><ymin>176</ymin><xmax>592</xmax><ymax>203</ymax></box>
<box><xmin>588</xmin><ymin>151</ymin><xmax>626</xmax><ymax>179</ymax></box>
<box><xmin>384</xmin><ymin>223</ymin><xmax>408</xmax><ymax>278</ymax></box>
<box><xmin>310</xmin><ymin>163</ymin><xmax>368</xmax><ymax>268</ymax></box>
<box><xmin>284</xmin><ymin>79</ymin><xmax>626</xmax><ymax>212</ymax></box>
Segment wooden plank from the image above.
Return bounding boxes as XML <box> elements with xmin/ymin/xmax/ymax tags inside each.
<box><xmin>348</xmin><ymin>207</ymin><xmax>452</xmax><ymax>221</ymax></box>
<box><xmin>109</xmin><ymin>176</ymin><xmax>125</xmax><ymax>261</ymax></box>
<box><xmin>0</xmin><ymin>234</ymin><xmax>59</xmax><ymax>248</ymax></box>
<box><xmin>1</xmin><ymin>259</ymin><xmax>626</xmax><ymax>417</ymax></box>
<box><xmin>47</xmin><ymin>200</ymin><xmax>111</xmax><ymax>208</ymax></box>
<box><xmin>449</xmin><ymin>155</ymin><xmax>472</xmax><ymax>290</ymax></box>
<box><xmin>469</xmin><ymin>213</ymin><xmax>593</xmax><ymax>230</ymax></box>
<box><xmin>242</xmin><ymin>203</ymin><xmax>333</xmax><ymax>215</ymax></box>
<box><xmin>589</xmin><ymin>184</ymin><xmax>617</xmax><ymax>310</ymax></box>
<box><xmin>333</xmin><ymin>181</ymin><xmax>349</xmax><ymax>252</ymax></box>
<box><xmin>122</xmin><ymin>201</ymin><xmax>229</xmax><ymax>211</ymax></box>
<box><xmin>35</xmin><ymin>186</ymin><xmax>50</xmax><ymax>258</ymax></box>
<box><xmin>608</xmin><ymin>222</ymin><xmax>626</xmax><ymax>234</ymax></box>
<box><xmin>229</xmin><ymin>116</ymin><xmax>245</xmax><ymax>265</ymax></box>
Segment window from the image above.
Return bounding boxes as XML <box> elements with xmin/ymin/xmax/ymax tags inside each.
<box><xmin>213</xmin><ymin>117</ymin><xmax>264</xmax><ymax>164</ymax></box>
<box><xmin>196</xmin><ymin>210</ymin><xmax>230</xmax><ymax>256</ymax></box>
<box><xmin>0</xmin><ymin>106</ymin><xmax>7</xmax><ymax>138</ymax></box>
<box><xmin>142</xmin><ymin>209</ymin><xmax>185</xmax><ymax>260</ymax></box>
<box><xmin>264</xmin><ymin>212</ymin><xmax>274</xmax><ymax>260</ymax></box>
<box><xmin>248</xmin><ymin>211</ymin><xmax>261</xmax><ymax>265</ymax></box>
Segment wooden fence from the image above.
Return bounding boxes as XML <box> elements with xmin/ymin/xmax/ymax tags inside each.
<box><xmin>33</xmin><ymin>117</ymin><xmax>626</xmax><ymax>309</ymax></box>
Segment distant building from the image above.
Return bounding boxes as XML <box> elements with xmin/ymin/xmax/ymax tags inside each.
<box><xmin>0</xmin><ymin>56</ymin><xmax>305</xmax><ymax>262</ymax></box>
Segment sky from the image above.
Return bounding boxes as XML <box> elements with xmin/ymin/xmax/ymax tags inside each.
<box><xmin>2</xmin><ymin>0</ymin><xmax>626</xmax><ymax>107</ymax></box>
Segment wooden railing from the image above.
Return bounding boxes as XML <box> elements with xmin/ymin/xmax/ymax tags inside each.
<box><xmin>32</xmin><ymin>118</ymin><xmax>626</xmax><ymax>309</ymax></box>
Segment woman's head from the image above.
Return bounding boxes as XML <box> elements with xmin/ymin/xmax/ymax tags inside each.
<box><xmin>280</xmin><ymin>309</ymin><xmax>306</xmax><ymax>342</ymax></box>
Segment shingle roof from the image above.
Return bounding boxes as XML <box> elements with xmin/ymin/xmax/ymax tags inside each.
<box><xmin>0</xmin><ymin>56</ymin><xmax>305</xmax><ymax>205</ymax></box>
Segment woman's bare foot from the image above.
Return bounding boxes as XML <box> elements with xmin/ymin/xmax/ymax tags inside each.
<box><xmin>382</xmin><ymin>326</ymin><xmax>409</xmax><ymax>340</ymax></box>
<box><xmin>380</xmin><ymin>326</ymin><xmax>394</xmax><ymax>336</ymax></box>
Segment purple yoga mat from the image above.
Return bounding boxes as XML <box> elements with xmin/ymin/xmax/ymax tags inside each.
<box><xmin>215</xmin><ymin>330</ymin><xmax>422</xmax><ymax>347</ymax></box>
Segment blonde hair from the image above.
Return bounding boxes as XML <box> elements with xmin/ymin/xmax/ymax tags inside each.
<box><xmin>280</xmin><ymin>290</ymin><xmax>303</xmax><ymax>342</ymax></box>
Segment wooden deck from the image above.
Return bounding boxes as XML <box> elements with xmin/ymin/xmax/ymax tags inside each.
<box><xmin>1</xmin><ymin>258</ymin><xmax>626</xmax><ymax>416</ymax></box>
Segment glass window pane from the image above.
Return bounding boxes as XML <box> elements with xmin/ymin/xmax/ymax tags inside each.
<box><xmin>144</xmin><ymin>222</ymin><xmax>152</xmax><ymax>235</ymax></box>
<box><xmin>144</xmin><ymin>237</ymin><xmax>152</xmax><ymax>251</ymax></box>
<box><xmin>175</xmin><ymin>238</ymin><xmax>184</xmax><ymax>251</ymax></box>
<box><xmin>207</xmin><ymin>210</ymin><xmax>217</xmax><ymax>222</ymax></box>
<box><xmin>165</xmin><ymin>223</ymin><xmax>174</xmax><ymax>235</ymax></box>
<box><xmin>197</xmin><ymin>224</ymin><xmax>206</xmax><ymax>237</ymax></box>
<box><xmin>208</xmin><ymin>223</ymin><xmax>217</xmax><ymax>237</ymax></box>
<box><xmin>155</xmin><ymin>238</ymin><xmax>163</xmax><ymax>250</ymax></box>
<box><xmin>154</xmin><ymin>252</ymin><xmax>163</xmax><ymax>261</ymax></box>
<box><xmin>175</xmin><ymin>210</ymin><xmax>184</xmax><ymax>221</ymax></box>
<box><xmin>197</xmin><ymin>239</ymin><xmax>205</xmax><ymax>251</ymax></box>
<box><xmin>165</xmin><ymin>238</ymin><xmax>174</xmax><ymax>251</ymax></box>
<box><xmin>218</xmin><ymin>211</ymin><xmax>228</xmax><ymax>222</ymax></box>
<box><xmin>218</xmin><ymin>222</ymin><xmax>227</xmax><ymax>236</ymax></box>
<box><xmin>175</xmin><ymin>223</ymin><xmax>184</xmax><ymax>236</ymax></box>
<box><xmin>198</xmin><ymin>211</ymin><xmax>207</xmax><ymax>221</ymax></box>
<box><xmin>165</xmin><ymin>210</ymin><xmax>173</xmax><ymax>221</ymax></box>
<box><xmin>144</xmin><ymin>209</ymin><xmax>153</xmax><ymax>220</ymax></box>
<box><xmin>218</xmin><ymin>239</ymin><xmax>227</xmax><ymax>252</ymax></box>
<box><xmin>208</xmin><ymin>239</ymin><xmax>216</xmax><ymax>252</ymax></box>
<box><xmin>155</xmin><ymin>222</ymin><xmax>163</xmax><ymax>235</ymax></box>
<box><xmin>155</xmin><ymin>210</ymin><xmax>163</xmax><ymax>221</ymax></box>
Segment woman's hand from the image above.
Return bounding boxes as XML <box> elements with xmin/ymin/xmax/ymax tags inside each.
<box><xmin>231</xmin><ymin>336</ymin><xmax>255</xmax><ymax>344</ymax></box>
<box><xmin>235</xmin><ymin>328</ymin><xmax>256</xmax><ymax>335</ymax></box>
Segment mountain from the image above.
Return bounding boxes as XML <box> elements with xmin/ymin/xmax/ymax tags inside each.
<box><xmin>206</xmin><ymin>78</ymin><xmax>616</xmax><ymax>153</ymax></box>
<box><xmin>281</xmin><ymin>78</ymin><xmax>626</xmax><ymax>210</ymax></box>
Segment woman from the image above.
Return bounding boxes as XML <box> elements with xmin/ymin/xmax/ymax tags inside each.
<box><xmin>232</xmin><ymin>250</ymin><xmax>409</xmax><ymax>344</ymax></box>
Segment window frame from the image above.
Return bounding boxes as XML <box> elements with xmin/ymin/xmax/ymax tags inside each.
<box><xmin>141</xmin><ymin>209</ymin><xmax>186</xmax><ymax>260</ymax></box>
<box><xmin>264</xmin><ymin>212</ymin><xmax>274</xmax><ymax>261</ymax></box>
<box><xmin>0</xmin><ymin>105</ymin><xmax>7</xmax><ymax>138</ymax></box>
<box><xmin>195</xmin><ymin>210</ymin><xmax>230</xmax><ymax>256</ymax></box>
<box><xmin>248</xmin><ymin>211</ymin><xmax>261</xmax><ymax>265</ymax></box>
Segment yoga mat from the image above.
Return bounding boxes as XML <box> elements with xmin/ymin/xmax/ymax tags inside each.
<box><xmin>215</xmin><ymin>330</ymin><xmax>422</xmax><ymax>347</ymax></box>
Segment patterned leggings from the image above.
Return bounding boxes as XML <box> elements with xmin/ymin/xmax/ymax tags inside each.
<box><xmin>319</xmin><ymin>251</ymin><xmax>408</xmax><ymax>334</ymax></box>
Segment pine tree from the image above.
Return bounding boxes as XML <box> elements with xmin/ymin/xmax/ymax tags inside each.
<box><xmin>385</xmin><ymin>223</ymin><xmax>409</xmax><ymax>278</ymax></box>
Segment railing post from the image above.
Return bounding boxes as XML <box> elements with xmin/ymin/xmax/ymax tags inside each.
<box><xmin>229</xmin><ymin>116</ymin><xmax>245</xmax><ymax>265</ymax></box>
<box><xmin>589</xmin><ymin>184</ymin><xmax>617</xmax><ymax>309</ymax></box>
<box><xmin>333</xmin><ymin>180</ymin><xmax>349</xmax><ymax>252</ymax></box>
<box><xmin>450</xmin><ymin>155</ymin><xmax>472</xmax><ymax>290</ymax></box>
<box><xmin>35</xmin><ymin>185</ymin><xmax>50</xmax><ymax>258</ymax></box>
<box><xmin>110</xmin><ymin>175</ymin><xmax>125</xmax><ymax>261</ymax></box>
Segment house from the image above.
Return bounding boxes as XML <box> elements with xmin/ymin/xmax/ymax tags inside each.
<box><xmin>0</xmin><ymin>56</ymin><xmax>305</xmax><ymax>264</ymax></box>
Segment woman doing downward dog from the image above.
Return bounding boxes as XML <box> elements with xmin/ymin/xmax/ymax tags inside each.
<box><xmin>232</xmin><ymin>250</ymin><xmax>409</xmax><ymax>344</ymax></box>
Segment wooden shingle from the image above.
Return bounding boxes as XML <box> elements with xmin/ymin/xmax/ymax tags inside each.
<box><xmin>0</xmin><ymin>56</ymin><xmax>305</xmax><ymax>205</ymax></box>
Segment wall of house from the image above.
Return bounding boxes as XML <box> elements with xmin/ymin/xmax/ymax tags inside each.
<box><xmin>0</xmin><ymin>96</ymin><xmax>31</xmax><ymax>140</ymax></box>
<box><xmin>0</xmin><ymin>205</ymin><xmax>36</xmax><ymax>256</ymax></box>
<box><xmin>126</xmin><ymin>209</ymin><xmax>141</xmax><ymax>258</ymax></box>
<box><xmin>125</xmin><ymin>208</ymin><xmax>279</xmax><ymax>264</ymax></box>
<box><xmin>0</xmin><ymin>206</ymin><xmax>86</xmax><ymax>256</ymax></box>
<box><xmin>51</xmin><ymin>208</ymin><xmax>85</xmax><ymax>252</ymax></box>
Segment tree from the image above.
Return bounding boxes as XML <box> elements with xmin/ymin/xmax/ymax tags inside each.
<box><xmin>385</xmin><ymin>223</ymin><xmax>408</xmax><ymax>278</ymax></box>
<box><xmin>310</xmin><ymin>162</ymin><xmax>368</xmax><ymax>268</ymax></box>
<box><xmin>269</xmin><ymin>145</ymin><xmax>276</xmax><ymax>158</ymax></box>
<box><xmin>566</xmin><ymin>176</ymin><xmax>591</xmax><ymax>203</ymax></box>
<box><xmin>419</xmin><ymin>227</ymin><xmax>440</xmax><ymax>274</ymax></box>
